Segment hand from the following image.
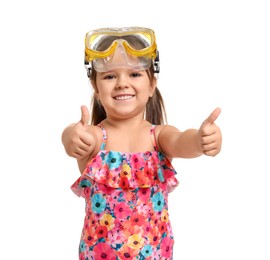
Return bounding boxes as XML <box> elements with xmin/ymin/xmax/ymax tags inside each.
<box><xmin>198</xmin><ymin>107</ymin><xmax>222</xmax><ymax>156</ymax></box>
<box><xmin>62</xmin><ymin>105</ymin><xmax>96</xmax><ymax>159</ymax></box>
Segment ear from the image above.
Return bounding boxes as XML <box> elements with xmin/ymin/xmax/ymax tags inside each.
<box><xmin>149</xmin><ymin>76</ymin><xmax>157</xmax><ymax>97</ymax></box>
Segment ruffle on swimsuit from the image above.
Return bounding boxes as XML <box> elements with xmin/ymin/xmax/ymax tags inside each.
<box><xmin>71</xmin><ymin>125</ymin><xmax>179</xmax><ymax>197</ymax></box>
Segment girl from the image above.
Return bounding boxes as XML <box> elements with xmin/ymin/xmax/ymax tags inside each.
<box><xmin>62</xmin><ymin>27</ymin><xmax>222</xmax><ymax>260</ymax></box>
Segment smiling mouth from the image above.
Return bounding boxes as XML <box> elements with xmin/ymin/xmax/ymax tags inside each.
<box><xmin>114</xmin><ymin>95</ymin><xmax>135</xmax><ymax>100</ymax></box>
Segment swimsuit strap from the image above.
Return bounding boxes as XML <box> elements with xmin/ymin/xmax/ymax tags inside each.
<box><xmin>97</xmin><ymin>124</ymin><xmax>158</xmax><ymax>152</ymax></box>
<box><xmin>97</xmin><ymin>124</ymin><xmax>107</xmax><ymax>150</ymax></box>
<box><xmin>150</xmin><ymin>125</ymin><xmax>158</xmax><ymax>152</ymax></box>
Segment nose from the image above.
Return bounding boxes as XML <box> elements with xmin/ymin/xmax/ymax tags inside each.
<box><xmin>116</xmin><ymin>75</ymin><xmax>130</xmax><ymax>89</ymax></box>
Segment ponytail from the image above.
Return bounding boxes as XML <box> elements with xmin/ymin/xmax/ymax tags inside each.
<box><xmin>145</xmin><ymin>87</ymin><xmax>167</xmax><ymax>125</ymax></box>
<box><xmin>90</xmin><ymin>96</ymin><xmax>106</xmax><ymax>125</ymax></box>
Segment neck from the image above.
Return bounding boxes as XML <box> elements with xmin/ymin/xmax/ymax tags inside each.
<box><xmin>102</xmin><ymin>114</ymin><xmax>149</xmax><ymax>130</ymax></box>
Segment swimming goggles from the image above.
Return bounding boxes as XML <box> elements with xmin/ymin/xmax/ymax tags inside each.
<box><xmin>84</xmin><ymin>27</ymin><xmax>160</xmax><ymax>75</ymax></box>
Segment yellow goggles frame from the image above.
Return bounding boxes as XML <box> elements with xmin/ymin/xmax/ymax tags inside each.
<box><xmin>84</xmin><ymin>27</ymin><xmax>157</xmax><ymax>62</ymax></box>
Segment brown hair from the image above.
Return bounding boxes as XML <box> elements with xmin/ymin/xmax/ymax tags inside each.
<box><xmin>87</xmin><ymin>35</ymin><xmax>167</xmax><ymax>125</ymax></box>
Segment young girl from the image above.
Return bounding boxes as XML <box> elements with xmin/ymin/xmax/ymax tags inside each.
<box><xmin>62</xmin><ymin>27</ymin><xmax>222</xmax><ymax>260</ymax></box>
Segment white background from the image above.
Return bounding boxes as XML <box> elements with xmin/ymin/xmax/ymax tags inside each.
<box><xmin>0</xmin><ymin>0</ymin><xmax>270</xmax><ymax>259</ymax></box>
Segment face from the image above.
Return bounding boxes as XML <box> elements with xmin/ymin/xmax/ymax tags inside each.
<box><xmin>92</xmin><ymin>66</ymin><xmax>156</xmax><ymax>121</ymax></box>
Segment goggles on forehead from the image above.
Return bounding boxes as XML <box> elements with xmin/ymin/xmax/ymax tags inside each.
<box><xmin>84</xmin><ymin>27</ymin><xmax>160</xmax><ymax>75</ymax></box>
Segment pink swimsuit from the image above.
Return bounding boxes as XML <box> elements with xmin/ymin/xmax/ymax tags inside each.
<box><xmin>71</xmin><ymin>125</ymin><xmax>179</xmax><ymax>260</ymax></box>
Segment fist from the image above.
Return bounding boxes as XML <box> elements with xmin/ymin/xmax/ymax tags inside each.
<box><xmin>198</xmin><ymin>107</ymin><xmax>222</xmax><ymax>157</ymax></box>
<box><xmin>62</xmin><ymin>106</ymin><xmax>96</xmax><ymax>159</ymax></box>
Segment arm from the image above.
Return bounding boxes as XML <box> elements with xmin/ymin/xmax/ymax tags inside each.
<box><xmin>158</xmin><ymin>108</ymin><xmax>222</xmax><ymax>158</ymax></box>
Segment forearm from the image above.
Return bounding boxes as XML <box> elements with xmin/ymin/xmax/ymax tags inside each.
<box><xmin>160</xmin><ymin>128</ymin><xmax>203</xmax><ymax>159</ymax></box>
<box><xmin>173</xmin><ymin>129</ymin><xmax>203</xmax><ymax>158</ymax></box>
<box><xmin>77</xmin><ymin>157</ymin><xmax>90</xmax><ymax>174</ymax></box>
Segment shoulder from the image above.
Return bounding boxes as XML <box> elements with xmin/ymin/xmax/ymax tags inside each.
<box><xmin>154</xmin><ymin>124</ymin><xmax>180</xmax><ymax>138</ymax></box>
<box><xmin>154</xmin><ymin>125</ymin><xmax>181</xmax><ymax>151</ymax></box>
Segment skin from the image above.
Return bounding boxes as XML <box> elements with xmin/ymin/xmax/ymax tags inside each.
<box><xmin>62</xmin><ymin>66</ymin><xmax>222</xmax><ymax>173</ymax></box>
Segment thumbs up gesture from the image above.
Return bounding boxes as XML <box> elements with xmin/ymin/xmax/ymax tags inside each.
<box><xmin>198</xmin><ymin>107</ymin><xmax>222</xmax><ymax>157</ymax></box>
<box><xmin>61</xmin><ymin>105</ymin><xmax>96</xmax><ymax>159</ymax></box>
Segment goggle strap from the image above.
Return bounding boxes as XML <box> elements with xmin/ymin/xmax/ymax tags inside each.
<box><xmin>84</xmin><ymin>60</ymin><xmax>92</xmax><ymax>78</ymax></box>
<box><xmin>153</xmin><ymin>50</ymin><xmax>160</xmax><ymax>73</ymax></box>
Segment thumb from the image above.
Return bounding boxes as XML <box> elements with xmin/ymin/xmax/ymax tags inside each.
<box><xmin>80</xmin><ymin>105</ymin><xmax>90</xmax><ymax>126</ymax></box>
<box><xmin>203</xmin><ymin>107</ymin><xmax>221</xmax><ymax>126</ymax></box>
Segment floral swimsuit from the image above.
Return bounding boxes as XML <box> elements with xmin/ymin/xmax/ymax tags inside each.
<box><xmin>71</xmin><ymin>125</ymin><xmax>179</xmax><ymax>260</ymax></box>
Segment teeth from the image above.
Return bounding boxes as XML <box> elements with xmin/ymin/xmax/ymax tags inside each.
<box><xmin>115</xmin><ymin>95</ymin><xmax>133</xmax><ymax>100</ymax></box>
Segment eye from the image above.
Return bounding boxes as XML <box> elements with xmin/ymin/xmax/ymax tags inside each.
<box><xmin>103</xmin><ymin>74</ymin><xmax>115</xmax><ymax>80</ymax></box>
<box><xmin>130</xmin><ymin>72</ymin><xmax>142</xmax><ymax>78</ymax></box>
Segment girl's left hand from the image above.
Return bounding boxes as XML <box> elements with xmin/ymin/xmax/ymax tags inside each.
<box><xmin>198</xmin><ymin>107</ymin><xmax>222</xmax><ymax>156</ymax></box>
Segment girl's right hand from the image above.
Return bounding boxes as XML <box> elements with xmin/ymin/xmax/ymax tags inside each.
<box><xmin>61</xmin><ymin>105</ymin><xmax>96</xmax><ymax>159</ymax></box>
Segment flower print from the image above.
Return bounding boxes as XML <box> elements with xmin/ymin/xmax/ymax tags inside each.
<box><xmin>108</xmin><ymin>230</ymin><xmax>124</xmax><ymax>248</ymax></box>
<box><xmin>79</xmin><ymin>178</ymin><xmax>92</xmax><ymax>188</ymax></box>
<box><xmin>130</xmin><ymin>154</ymin><xmax>145</xmax><ymax>170</ymax></box>
<box><xmin>100</xmin><ymin>213</ymin><xmax>115</xmax><ymax>231</ymax></box>
<box><xmin>158</xmin><ymin>152</ymin><xmax>165</xmax><ymax>161</ymax></box>
<box><xmin>79</xmin><ymin>240</ymin><xmax>87</xmax><ymax>253</ymax></box>
<box><xmin>157</xmin><ymin>167</ymin><xmax>165</xmax><ymax>182</ymax></box>
<box><xmin>93</xmin><ymin>243</ymin><xmax>116</xmax><ymax>260</ymax></box>
<box><xmin>96</xmin><ymin>225</ymin><xmax>108</xmax><ymax>239</ymax></box>
<box><xmin>145</xmin><ymin>155</ymin><xmax>157</xmax><ymax>172</ymax></box>
<box><xmin>123</xmin><ymin>222</ymin><xmax>143</xmax><ymax>238</ymax></box>
<box><xmin>160</xmin><ymin>237</ymin><xmax>174</xmax><ymax>259</ymax></box>
<box><xmin>106</xmin><ymin>194</ymin><xmax>118</xmax><ymax>210</ymax></box>
<box><xmin>120</xmin><ymin>163</ymin><xmax>132</xmax><ymax>179</ymax></box>
<box><xmin>84</xmin><ymin>158</ymin><xmax>100</xmax><ymax>178</ymax></box>
<box><xmin>107</xmin><ymin>168</ymin><xmax>122</xmax><ymax>187</ymax></box>
<box><xmin>159</xmin><ymin>221</ymin><xmax>167</xmax><ymax>235</ymax></box>
<box><xmin>115</xmin><ymin>221</ymin><xmax>125</xmax><ymax>232</ymax></box>
<box><xmin>134</xmin><ymin>170</ymin><xmax>150</xmax><ymax>187</ymax></box>
<box><xmin>83</xmin><ymin>226</ymin><xmax>97</xmax><ymax>247</ymax></box>
<box><xmin>84</xmin><ymin>214</ymin><xmax>98</xmax><ymax>230</ymax></box>
<box><xmin>167</xmin><ymin>175</ymin><xmax>179</xmax><ymax>193</ymax></box>
<box><xmin>91</xmin><ymin>193</ymin><xmax>106</xmax><ymax>214</ymax></box>
<box><xmin>96</xmin><ymin>182</ymin><xmax>115</xmax><ymax>194</ymax></box>
<box><xmin>95</xmin><ymin>164</ymin><xmax>109</xmax><ymax>183</ymax></box>
<box><xmin>151</xmin><ymin>250</ymin><xmax>160</xmax><ymax>259</ymax></box>
<box><xmin>163</xmin><ymin>167</ymin><xmax>176</xmax><ymax>179</ymax></box>
<box><xmin>151</xmin><ymin>192</ymin><xmax>165</xmax><ymax>212</ymax></box>
<box><xmin>141</xmin><ymin>244</ymin><xmax>153</xmax><ymax>258</ymax></box>
<box><xmin>114</xmin><ymin>202</ymin><xmax>132</xmax><ymax>221</ymax></box>
<box><xmin>148</xmin><ymin>226</ymin><xmax>161</xmax><ymax>246</ymax></box>
<box><xmin>105</xmin><ymin>151</ymin><xmax>122</xmax><ymax>170</ymax></box>
<box><xmin>127</xmin><ymin>234</ymin><xmax>144</xmax><ymax>250</ymax></box>
<box><xmin>119</xmin><ymin>176</ymin><xmax>130</xmax><ymax>189</ymax></box>
<box><xmin>138</xmin><ymin>188</ymin><xmax>151</xmax><ymax>203</ymax></box>
<box><xmin>166</xmin><ymin>222</ymin><xmax>174</xmax><ymax>237</ymax></box>
<box><xmin>161</xmin><ymin>209</ymin><xmax>169</xmax><ymax>223</ymax></box>
<box><xmin>79</xmin><ymin>252</ymin><xmax>85</xmax><ymax>260</ymax></box>
<box><xmin>91</xmin><ymin>155</ymin><xmax>102</xmax><ymax>169</ymax></box>
<box><xmin>83</xmin><ymin>187</ymin><xmax>91</xmax><ymax>199</ymax></box>
<box><xmin>142</xmin><ymin>222</ymin><xmax>152</xmax><ymax>234</ymax></box>
<box><xmin>130</xmin><ymin>212</ymin><xmax>145</xmax><ymax>227</ymax></box>
<box><xmin>117</xmin><ymin>244</ymin><xmax>139</xmax><ymax>259</ymax></box>
<box><xmin>137</xmin><ymin>204</ymin><xmax>149</xmax><ymax>215</ymax></box>
<box><xmin>123</xmin><ymin>189</ymin><xmax>136</xmax><ymax>204</ymax></box>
